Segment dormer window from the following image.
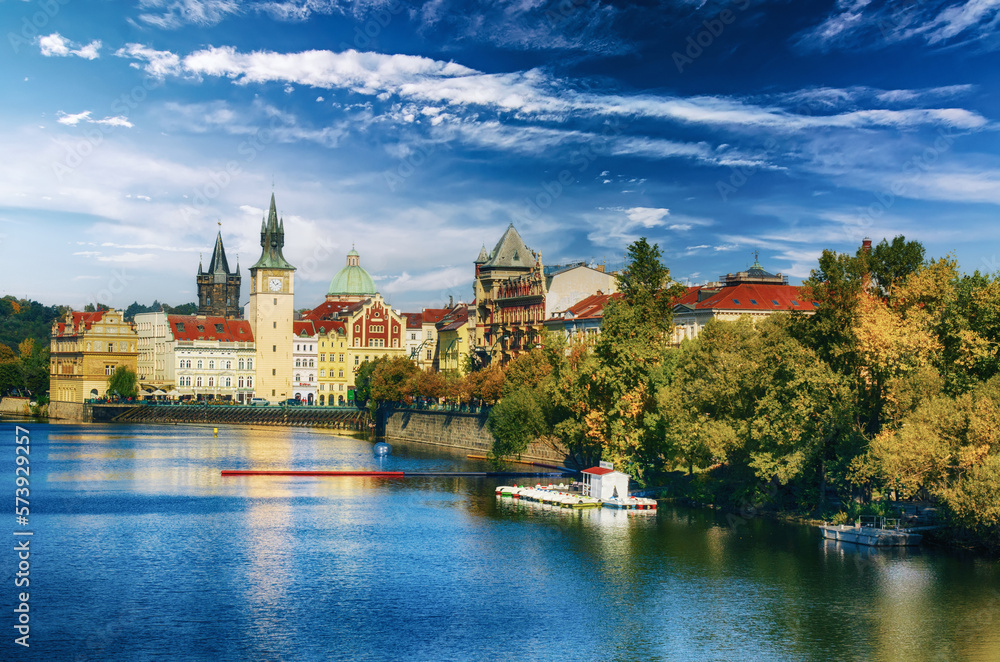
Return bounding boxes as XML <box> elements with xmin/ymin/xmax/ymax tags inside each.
<box><xmin>732</xmin><ymin>299</ymin><xmax>740</xmax><ymax>305</ymax></box>
<box><xmin>197</xmin><ymin>325</ymin><xmax>205</xmax><ymax>332</ymax></box>
<box><xmin>750</xmin><ymin>299</ymin><xmax>757</xmax><ymax>305</ymax></box>
<box><xmin>215</xmin><ymin>324</ymin><xmax>225</xmax><ymax>332</ymax></box>
<box><xmin>176</xmin><ymin>323</ymin><xmax>185</xmax><ymax>332</ymax></box>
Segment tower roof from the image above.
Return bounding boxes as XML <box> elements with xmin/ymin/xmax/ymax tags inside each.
<box><xmin>206</xmin><ymin>231</ymin><xmax>234</xmax><ymax>275</ymax></box>
<box><xmin>483</xmin><ymin>224</ymin><xmax>535</xmax><ymax>269</ymax></box>
<box><xmin>327</xmin><ymin>248</ymin><xmax>377</xmax><ymax>297</ymax></box>
<box><xmin>250</xmin><ymin>193</ymin><xmax>295</xmax><ymax>271</ymax></box>
<box><xmin>475</xmin><ymin>245</ymin><xmax>489</xmax><ymax>264</ymax></box>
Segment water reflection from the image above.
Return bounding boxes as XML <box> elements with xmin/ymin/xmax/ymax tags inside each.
<box><xmin>6</xmin><ymin>422</ymin><xmax>1000</xmax><ymax>662</ymax></box>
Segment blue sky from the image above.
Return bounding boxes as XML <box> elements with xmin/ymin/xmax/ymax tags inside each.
<box><xmin>3</xmin><ymin>0</ymin><xmax>1000</xmax><ymax>313</ymax></box>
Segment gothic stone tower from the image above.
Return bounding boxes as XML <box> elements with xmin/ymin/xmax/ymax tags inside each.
<box><xmin>246</xmin><ymin>193</ymin><xmax>296</xmax><ymax>402</ymax></box>
<box><xmin>197</xmin><ymin>231</ymin><xmax>241</xmax><ymax>318</ymax></box>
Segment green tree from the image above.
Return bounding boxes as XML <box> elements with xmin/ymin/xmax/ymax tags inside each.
<box><xmin>487</xmin><ymin>387</ymin><xmax>547</xmax><ymax>463</ymax></box>
<box><xmin>870</xmin><ymin>235</ymin><xmax>925</xmax><ymax>296</ymax></box>
<box><xmin>575</xmin><ymin>238</ymin><xmax>686</xmax><ymax>477</ymax></box>
<box><xmin>107</xmin><ymin>366</ymin><xmax>138</xmax><ymax>399</ymax></box>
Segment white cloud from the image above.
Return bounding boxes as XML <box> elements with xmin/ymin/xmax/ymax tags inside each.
<box><xmin>624</xmin><ymin>207</ymin><xmax>670</xmax><ymax>228</ymax></box>
<box><xmin>136</xmin><ymin>0</ymin><xmax>240</xmax><ymax>28</ymax></box>
<box><xmin>38</xmin><ymin>33</ymin><xmax>102</xmax><ymax>59</ymax></box>
<box><xmin>114</xmin><ymin>45</ymin><xmax>988</xmax><ymax>133</ymax></box>
<box><xmin>56</xmin><ymin>111</ymin><xmax>133</xmax><ymax>129</ymax></box>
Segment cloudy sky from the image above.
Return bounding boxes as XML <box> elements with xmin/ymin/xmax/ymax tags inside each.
<box><xmin>3</xmin><ymin>0</ymin><xmax>1000</xmax><ymax>312</ymax></box>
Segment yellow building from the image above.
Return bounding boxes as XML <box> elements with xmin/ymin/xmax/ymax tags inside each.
<box><xmin>436</xmin><ymin>306</ymin><xmax>471</xmax><ymax>375</ymax></box>
<box><xmin>50</xmin><ymin>309</ymin><xmax>139</xmax><ymax>403</ymax></box>
<box><xmin>247</xmin><ymin>194</ymin><xmax>296</xmax><ymax>403</ymax></box>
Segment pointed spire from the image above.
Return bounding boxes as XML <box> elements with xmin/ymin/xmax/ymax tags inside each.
<box><xmin>251</xmin><ymin>193</ymin><xmax>295</xmax><ymax>271</ymax></box>
<box><xmin>207</xmin><ymin>231</ymin><xmax>231</xmax><ymax>275</ymax></box>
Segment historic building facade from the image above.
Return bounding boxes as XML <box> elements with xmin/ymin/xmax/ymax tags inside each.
<box><xmin>292</xmin><ymin>321</ymin><xmax>318</xmax><ymax>404</ymax></box>
<box><xmin>473</xmin><ymin>224</ymin><xmax>546</xmax><ymax>365</ymax></box>
<box><xmin>304</xmin><ymin>249</ymin><xmax>406</xmax><ymax>405</ymax></box>
<box><xmin>246</xmin><ymin>194</ymin><xmax>296</xmax><ymax>402</ymax></box>
<box><xmin>671</xmin><ymin>259</ymin><xmax>816</xmax><ymax>343</ymax></box>
<box><xmin>196</xmin><ymin>231</ymin><xmax>241</xmax><ymax>318</ymax></box>
<box><xmin>169</xmin><ymin>315</ymin><xmax>256</xmax><ymax>402</ymax></box>
<box><xmin>50</xmin><ymin>309</ymin><xmax>139</xmax><ymax>403</ymax></box>
<box><xmin>135</xmin><ymin>311</ymin><xmax>173</xmax><ymax>388</ymax></box>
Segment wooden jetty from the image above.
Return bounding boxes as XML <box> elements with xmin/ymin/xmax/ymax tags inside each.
<box><xmin>819</xmin><ymin>518</ymin><xmax>926</xmax><ymax>547</ymax></box>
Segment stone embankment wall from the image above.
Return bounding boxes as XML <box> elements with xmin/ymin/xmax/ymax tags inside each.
<box><xmin>47</xmin><ymin>401</ymin><xmax>88</xmax><ymax>421</ymax></box>
<box><xmin>382</xmin><ymin>408</ymin><xmax>571</xmax><ymax>465</ymax></box>
<box><xmin>0</xmin><ymin>397</ymin><xmax>30</xmax><ymax>415</ymax></box>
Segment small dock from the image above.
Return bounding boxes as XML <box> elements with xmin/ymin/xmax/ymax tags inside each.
<box><xmin>819</xmin><ymin>517</ymin><xmax>926</xmax><ymax>547</ymax></box>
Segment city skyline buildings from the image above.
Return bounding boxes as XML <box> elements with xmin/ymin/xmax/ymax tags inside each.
<box><xmin>3</xmin><ymin>1</ymin><xmax>1000</xmax><ymax>312</ymax></box>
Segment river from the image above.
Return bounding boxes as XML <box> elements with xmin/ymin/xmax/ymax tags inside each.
<box><xmin>1</xmin><ymin>421</ymin><xmax>998</xmax><ymax>661</ymax></box>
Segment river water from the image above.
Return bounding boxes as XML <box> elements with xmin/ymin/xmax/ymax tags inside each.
<box><xmin>1</xmin><ymin>421</ymin><xmax>998</xmax><ymax>661</ymax></box>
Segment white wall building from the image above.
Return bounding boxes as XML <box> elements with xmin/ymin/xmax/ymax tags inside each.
<box><xmin>134</xmin><ymin>311</ymin><xmax>174</xmax><ymax>387</ymax></box>
<box><xmin>168</xmin><ymin>315</ymin><xmax>257</xmax><ymax>402</ymax></box>
<box><xmin>292</xmin><ymin>321</ymin><xmax>318</xmax><ymax>404</ymax></box>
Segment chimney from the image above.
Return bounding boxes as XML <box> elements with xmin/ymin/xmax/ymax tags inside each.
<box><xmin>862</xmin><ymin>237</ymin><xmax>872</xmax><ymax>253</ymax></box>
<box><xmin>449</xmin><ymin>295</ymin><xmax>453</xmax><ymax>308</ymax></box>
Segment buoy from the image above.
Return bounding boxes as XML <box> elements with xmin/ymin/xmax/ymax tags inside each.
<box><xmin>373</xmin><ymin>441</ymin><xmax>392</xmax><ymax>457</ymax></box>
<box><xmin>213</xmin><ymin>428</ymin><xmax>218</xmax><ymax>437</ymax></box>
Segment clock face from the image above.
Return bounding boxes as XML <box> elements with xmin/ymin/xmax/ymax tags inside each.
<box><xmin>268</xmin><ymin>277</ymin><xmax>282</xmax><ymax>292</ymax></box>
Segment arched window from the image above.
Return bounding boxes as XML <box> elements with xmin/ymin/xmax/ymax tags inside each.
<box><xmin>247</xmin><ymin>377</ymin><xmax>253</xmax><ymax>388</ymax></box>
<box><xmin>238</xmin><ymin>376</ymin><xmax>244</xmax><ymax>388</ymax></box>
<box><xmin>295</xmin><ymin>359</ymin><xmax>301</xmax><ymax>367</ymax></box>
<box><xmin>208</xmin><ymin>377</ymin><xmax>214</xmax><ymax>387</ymax></box>
<box><xmin>295</xmin><ymin>373</ymin><xmax>301</xmax><ymax>382</ymax></box>
<box><xmin>319</xmin><ymin>395</ymin><xmax>325</xmax><ymax>405</ymax></box>
<box><xmin>238</xmin><ymin>359</ymin><xmax>244</xmax><ymax>370</ymax></box>
<box><xmin>196</xmin><ymin>377</ymin><xmax>203</xmax><ymax>387</ymax></box>
<box><xmin>208</xmin><ymin>360</ymin><xmax>215</xmax><ymax>370</ymax></box>
<box><xmin>225</xmin><ymin>361</ymin><xmax>231</xmax><ymax>370</ymax></box>
<box><xmin>308</xmin><ymin>359</ymin><xmax>314</xmax><ymax>367</ymax></box>
<box><xmin>197</xmin><ymin>360</ymin><xmax>203</xmax><ymax>369</ymax></box>
<box><xmin>247</xmin><ymin>359</ymin><xmax>253</xmax><ymax>370</ymax></box>
<box><xmin>309</xmin><ymin>374</ymin><xmax>314</xmax><ymax>382</ymax></box>
<box><xmin>225</xmin><ymin>377</ymin><xmax>231</xmax><ymax>387</ymax></box>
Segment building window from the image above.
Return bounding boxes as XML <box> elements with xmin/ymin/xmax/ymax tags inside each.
<box><xmin>225</xmin><ymin>361</ymin><xmax>231</xmax><ymax>369</ymax></box>
<box><xmin>208</xmin><ymin>360</ymin><xmax>215</xmax><ymax>370</ymax></box>
<box><xmin>338</xmin><ymin>370</ymin><xmax>343</xmax><ymax>378</ymax></box>
<box><xmin>208</xmin><ymin>377</ymin><xmax>214</xmax><ymax>387</ymax></box>
<box><xmin>196</xmin><ymin>377</ymin><xmax>203</xmax><ymax>387</ymax></box>
<box><xmin>393</xmin><ymin>339</ymin><xmax>398</xmax><ymax>347</ymax></box>
<box><xmin>308</xmin><ymin>359</ymin><xmax>314</xmax><ymax>367</ymax></box>
<box><xmin>339</xmin><ymin>354</ymin><xmax>344</xmax><ymax>362</ymax></box>
<box><xmin>105</xmin><ymin>365</ymin><xmax>114</xmax><ymax>376</ymax></box>
<box><xmin>295</xmin><ymin>359</ymin><xmax>301</xmax><ymax>367</ymax></box>
<box><xmin>320</xmin><ymin>369</ymin><xmax>325</xmax><ymax>377</ymax></box>
<box><xmin>247</xmin><ymin>359</ymin><xmax>253</xmax><ymax>370</ymax></box>
<box><xmin>320</xmin><ymin>353</ymin><xmax>326</xmax><ymax>362</ymax></box>
<box><xmin>225</xmin><ymin>377</ymin><xmax>231</xmax><ymax>387</ymax></box>
<box><xmin>272</xmin><ymin>369</ymin><xmax>276</xmax><ymax>376</ymax></box>
<box><xmin>354</xmin><ymin>356</ymin><xmax>359</xmax><ymax>366</ymax></box>
<box><xmin>295</xmin><ymin>373</ymin><xmax>301</xmax><ymax>382</ymax></box>
<box><xmin>273</xmin><ymin>322</ymin><xmax>277</xmax><ymax>329</ymax></box>
<box><xmin>308</xmin><ymin>374</ymin><xmax>313</xmax><ymax>381</ymax></box>
<box><xmin>247</xmin><ymin>377</ymin><xmax>253</xmax><ymax>388</ymax></box>
<box><xmin>239</xmin><ymin>359</ymin><xmax>245</xmax><ymax>370</ymax></box>
<box><xmin>239</xmin><ymin>376</ymin><xmax>244</xmax><ymax>388</ymax></box>
<box><xmin>197</xmin><ymin>360</ymin><xmax>203</xmax><ymax>369</ymax></box>
<box><xmin>426</xmin><ymin>349</ymin><xmax>432</xmax><ymax>360</ymax></box>
<box><xmin>273</xmin><ymin>298</ymin><xmax>277</xmax><ymax>305</ymax></box>
<box><xmin>273</xmin><ymin>345</ymin><xmax>276</xmax><ymax>352</ymax></box>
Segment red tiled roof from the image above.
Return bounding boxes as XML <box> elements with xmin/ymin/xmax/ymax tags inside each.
<box><xmin>54</xmin><ymin>310</ymin><xmax>108</xmax><ymax>337</ymax></box>
<box><xmin>582</xmin><ymin>467</ymin><xmax>616</xmax><ymax>476</ymax></box>
<box><xmin>547</xmin><ymin>292</ymin><xmax>622</xmax><ymax>322</ymax></box>
<box><xmin>672</xmin><ymin>283</ymin><xmax>814</xmax><ymax>312</ymax></box>
<box><xmin>438</xmin><ymin>308</ymin><xmax>469</xmax><ymax>332</ymax></box>
<box><xmin>293</xmin><ymin>321</ymin><xmax>316</xmax><ymax>337</ymax></box>
<box><xmin>302</xmin><ymin>301</ymin><xmax>355</xmax><ymax>321</ymax></box>
<box><xmin>422</xmin><ymin>308</ymin><xmax>451</xmax><ymax>324</ymax></box>
<box><xmin>314</xmin><ymin>320</ymin><xmax>346</xmax><ymax>335</ymax></box>
<box><xmin>402</xmin><ymin>312</ymin><xmax>423</xmax><ymax>329</ymax></box>
<box><xmin>167</xmin><ymin>315</ymin><xmax>254</xmax><ymax>342</ymax></box>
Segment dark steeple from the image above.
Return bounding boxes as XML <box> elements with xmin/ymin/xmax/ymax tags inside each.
<box><xmin>207</xmin><ymin>231</ymin><xmax>233</xmax><ymax>275</ymax></box>
<box><xmin>251</xmin><ymin>193</ymin><xmax>295</xmax><ymax>271</ymax></box>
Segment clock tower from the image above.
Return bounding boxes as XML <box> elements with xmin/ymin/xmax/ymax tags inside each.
<box><xmin>247</xmin><ymin>193</ymin><xmax>296</xmax><ymax>402</ymax></box>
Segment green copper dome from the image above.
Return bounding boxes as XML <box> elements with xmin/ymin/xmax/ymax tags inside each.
<box><xmin>327</xmin><ymin>247</ymin><xmax>377</xmax><ymax>297</ymax></box>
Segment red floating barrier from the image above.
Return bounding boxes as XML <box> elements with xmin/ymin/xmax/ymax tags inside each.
<box><xmin>221</xmin><ymin>470</ymin><xmax>405</xmax><ymax>477</ymax></box>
